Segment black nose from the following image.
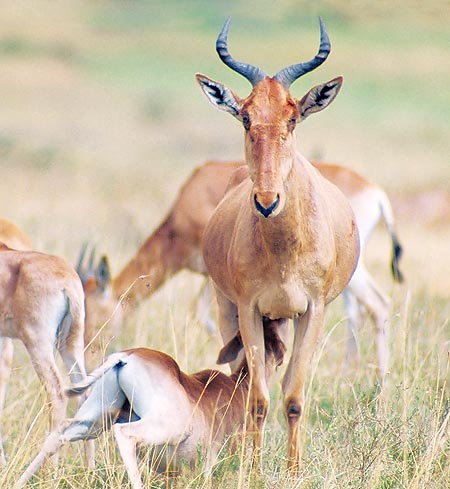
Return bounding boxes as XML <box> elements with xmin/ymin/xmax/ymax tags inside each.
<box><xmin>254</xmin><ymin>194</ymin><xmax>280</xmax><ymax>218</ymax></box>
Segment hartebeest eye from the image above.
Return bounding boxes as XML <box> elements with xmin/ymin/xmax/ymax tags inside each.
<box><xmin>242</xmin><ymin>113</ymin><xmax>251</xmax><ymax>130</ymax></box>
<box><xmin>287</xmin><ymin>117</ymin><xmax>297</xmax><ymax>130</ymax></box>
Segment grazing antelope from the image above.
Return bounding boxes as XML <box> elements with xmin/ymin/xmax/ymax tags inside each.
<box><xmin>77</xmin><ymin>161</ymin><xmax>240</xmax><ymax>366</ymax></box>
<box><xmin>80</xmin><ymin>159</ymin><xmax>402</xmax><ymax>372</ymax></box>
<box><xmin>0</xmin><ymin>243</ymin><xmax>93</xmax><ymax>466</ymax></box>
<box><xmin>196</xmin><ymin>18</ymin><xmax>360</xmax><ymax>470</ymax></box>
<box><xmin>17</xmin><ymin>321</ymin><xmax>287</xmax><ymax>489</ymax></box>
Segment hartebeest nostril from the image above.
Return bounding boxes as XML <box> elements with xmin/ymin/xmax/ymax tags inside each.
<box><xmin>254</xmin><ymin>193</ymin><xmax>280</xmax><ymax>218</ymax></box>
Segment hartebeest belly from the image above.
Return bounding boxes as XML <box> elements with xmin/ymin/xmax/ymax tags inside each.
<box><xmin>204</xmin><ymin>160</ymin><xmax>358</xmax><ymax>320</ymax></box>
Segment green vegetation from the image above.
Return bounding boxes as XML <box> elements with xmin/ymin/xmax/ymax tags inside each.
<box><xmin>0</xmin><ymin>1</ymin><xmax>448</xmax><ymax>488</ymax></box>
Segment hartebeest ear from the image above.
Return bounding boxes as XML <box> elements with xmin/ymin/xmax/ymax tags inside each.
<box><xmin>297</xmin><ymin>76</ymin><xmax>343</xmax><ymax>121</ymax></box>
<box><xmin>196</xmin><ymin>73</ymin><xmax>243</xmax><ymax>120</ymax></box>
<box><xmin>96</xmin><ymin>255</ymin><xmax>111</xmax><ymax>292</ymax></box>
<box><xmin>217</xmin><ymin>333</ymin><xmax>243</xmax><ymax>364</ymax></box>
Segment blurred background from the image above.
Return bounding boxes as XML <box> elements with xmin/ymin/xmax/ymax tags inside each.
<box><xmin>0</xmin><ymin>0</ymin><xmax>448</xmax><ymax>294</ymax></box>
<box><xmin>0</xmin><ymin>2</ymin><xmax>449</xmax><ymax>486</ymax></box>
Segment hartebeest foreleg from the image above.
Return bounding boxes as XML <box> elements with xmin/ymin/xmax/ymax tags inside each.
<box><xmin>282</xmin><ymin>302</ymin><xmax>325</xmax><ymax>473</ymax></box>
<box><xmin>237</xmin><ymin>305</ymin><xmax>270</xmax><ymax>466</ymax></box>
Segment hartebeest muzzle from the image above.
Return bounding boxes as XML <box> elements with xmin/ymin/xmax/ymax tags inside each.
<box><xmin>253</xmin><ymin>191</ymin><xmax>280</xmax><ymax>218</ymax></box>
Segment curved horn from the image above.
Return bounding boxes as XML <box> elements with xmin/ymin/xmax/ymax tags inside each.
<box><xmin>216</xmin><ymin>17</ymin><xmax>267</xmax><ymax>86</ymax></box>
<box><xmin>274</xmin><ymin>17</ymin><xmax>331</xmax><ymax>88</ymax></box>
<box><xmin>76</xmin><ymin>241</ymin><xmax>88</xmax><ymax>276</ymax></box>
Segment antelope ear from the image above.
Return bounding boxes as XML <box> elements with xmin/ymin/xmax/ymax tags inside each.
<box><xmin>297</xmin><ymin>76</ymin><xmax>343</xmax><ymax>120</ymax></box>
<box><xmin>196</xmin><ymin>73</ymin><xmax>243</xmax><ymax>120</ymax></box>
<box><xmin>96</xmin><ymin>255</ymin><xmax>111</xmax><ymax>292</ymax></box>
<box><xmin>217</xmin><ymin>333</ymin><xmax>243</xmax><ymax>364</ymax></box>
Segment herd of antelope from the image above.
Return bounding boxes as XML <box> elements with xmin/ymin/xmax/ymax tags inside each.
<box><xmin>0</xmin><ymin>18</ymin><xmax>403</xmax><ymax>488</ymax></box>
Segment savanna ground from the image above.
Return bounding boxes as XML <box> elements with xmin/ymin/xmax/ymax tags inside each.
<box><xmin>0</xmin><ymin>1</ymin><xmax>449</xmax><ymax>488</ymax></box>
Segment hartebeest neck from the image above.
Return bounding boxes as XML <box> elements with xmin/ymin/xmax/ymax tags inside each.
<box><xmin>253</xmin><ymin>152</ymin><xmax>323</xmax><ymax>259</ymax></box>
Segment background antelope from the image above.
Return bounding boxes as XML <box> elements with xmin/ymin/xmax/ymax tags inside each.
<box><xmin>0</xmin><ymin>219</ymin><xmax>33</xmax><ymax>465</ymax></box>
<box><xmin>17</xmin><ymin>321</ymin><xmax>287</xmax><ymax>489</ymax></box>
<box><xmin>79</xmin><ymin>159</ymin><xmax>402</xmax><ymax>373</ymax></box>
<box><xmin>0</xmin><ymin>240</ymin><xmax>93</xmax><ymax>467</ymax></box>
<box><xmin>196</xmin><ymin>18</ymin><xmax>360</xmax><ymax>470</ymax></box>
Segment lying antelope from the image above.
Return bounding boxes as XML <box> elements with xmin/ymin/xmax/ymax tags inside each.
<box><xmin>196</xmin><ymin>18</ymin><xmax>360</xmax><ymax>470</ymax></box>
<box><xmin>17</xmin><ymin>321</ymin><xmax>287</xmax><ymax>489</ymax></box>
<box><xmin>0</xmin><ymin>243</ymin><xmax>93</xmax><ymax>466</ymax></box>
<box><xmin>0</xmin><ymin>218</ymin><xmax>33</xmax><ymax>464</ymax></box>
<box><xmin>79</xmin><ymin>159</ymin><xmax>402</xmax><ymax>372</ymax></box>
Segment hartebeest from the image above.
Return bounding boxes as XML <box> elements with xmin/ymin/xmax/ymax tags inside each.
<box><xmin>0</xmin><ymin>243</ymin><xmax>93</xmax><ymax>466</ymax></box>
<box><xmin>17</xmin><ymin>321</ymin><xmax>287</xmax><ymax>489</ymax></box>
<box><xmin>196</xmin><ymin>18</ymin><xmax>360</xmax><ymax>470</ymax></box>
<box><xmin>80</xmin><ymin>160</ymin><xmax>402</xmax><ymax>373</ymax></box>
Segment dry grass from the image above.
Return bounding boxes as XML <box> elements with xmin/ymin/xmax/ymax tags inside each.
<box><xmin>0</xmin><ymin>2</ymin><xmax>449</xmax><ymax>488</ymax></box>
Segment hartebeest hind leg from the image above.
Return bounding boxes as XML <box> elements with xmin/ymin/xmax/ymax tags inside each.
<box><xmin>0</xmin><ymin>338</ymin><xmax>13</xmax><ymax>464</ymax></box>
<box><xmin>282</xmin><ymin>302</ymin><xmax>325</xmax><ymax>473</ymax></box>
<box><xmin>347</xmin><ymin>265</ymin><xmax>390</xmax><ymax>381</ymax></box>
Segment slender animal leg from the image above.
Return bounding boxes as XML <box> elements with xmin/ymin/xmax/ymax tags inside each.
<box><xmin>194</xmin><ymin>278</ymin><xmax>217</xmax><ymax>336</ymax></box>
<box><xmin>15</xmin><ymin>429</ymin><xmax>65</xmax><ymax>488</ymax></box>
<box><xmin>0</xmin><ymin>338</ymin><xmax>13</xmax><ymax>464</ymax></box>
<box><xmin>282</xmin><ymin>302</ymin><xmax>325</xmax><ymax>474</ymax></box>
<box><xmin>347</xmin><ymin>266</ymin><xmax>390</xmax><ymax>381</ymax></box>
<box><xmin>342</xmin><ymin>288</ymin><xmax>362</xmax><ymax>369</ymax></box>
<box><xmin>215</xmin><ymin>288</ymin><xmax>240</xmax><ymax>371</ymax></box>
<box><xmin>59</xmin><ymin>334</ymin><xmax>96</xmax><ymax>469</ymax></box>
<box><xmin>113</xmin><ymin>416</ymin><xmax>192</xmax><ymax>489</ymax></box>
<box><xmin>237</xmin><ymin>304</ymin><xmax>268</xmax><ymax>468</ymax></box>
<box><xmin>21</xmin><ymin>337</ymin><xmax>67</xmax><ymax>465</ymax></box>
<box><xmin>112</xmin><ymin>426</ymin><xmax>143</xmax><ymax>489</ymax></box>
<box><xmin>18</xmin><ymin>365</ymin><xmax>127</xmax><ymax>486</ymax></box>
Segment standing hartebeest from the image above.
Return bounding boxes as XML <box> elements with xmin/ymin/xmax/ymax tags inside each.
<box><xmin>17</xmin><ymin>321</ymin><xmax>287</xmax><ymax>489</ymax></box>
<box><xmin>196</xmin><ymin>18</ymin><xmax>360</xmax><ymax>470</ymax></box>
<box><xmin>79</xmin><ymin>160</ymin><xmax>402</xmax><ymax>372</ymax></box>
<box><xmin>0</xmin><ymin>242</ymin><xmax>94</xmax><ymax>467</ymax></box>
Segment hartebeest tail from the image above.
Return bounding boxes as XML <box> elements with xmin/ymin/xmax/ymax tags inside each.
<box><xmin>376</xmin><ymin>191</ymin><xmax>403</xmax><ymax>282</ymax></box>
<box><xmin>17</xmin><ymin>322</ymin><xmax>287</xmax><ymax>489</ymax></box>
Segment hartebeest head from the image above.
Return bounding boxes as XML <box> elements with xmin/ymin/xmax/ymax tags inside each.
<box><xmin>196</xmin><ymin>18</ymin><xmax>343</xmax><ymax>218</ymax></box>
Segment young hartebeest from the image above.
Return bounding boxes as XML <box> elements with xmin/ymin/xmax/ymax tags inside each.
<box><xmin>196</xmin><ymin>18</ymin><xmax>360</xmax><ymax>470</ymax></box>
<box><xmin>16</xmin><ymin>321</ymin><xmax>287</xmax><ymax>489</ymax></box>
<box><xmin>79</xmin><ymin>160</ymin><xmax>402</xmax><ymax>372</ymax></box>
<box><xmin>0</xmin><ymin>243</ymin><xmax>93</xmax><ymax>467</ymax></box>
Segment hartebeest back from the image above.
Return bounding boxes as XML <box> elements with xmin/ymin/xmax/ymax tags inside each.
<box><xmin>17</xmin><ymin>321</ymin><xmax>287</xmax><ymax>489</ymax></box>
<box><xmin>79</xmin><ymin>160</ymin><xmax>402</xmax><ymax>373</ymax></box>
<box><xmin>196</xmin><ymin>18</ymin><xmax>359</xmax><ymax>470</ymax></box>
<box><xmin>0</xmin><ymin>243</ymin><xmax>93</xmax><ymax>467</ymax></box>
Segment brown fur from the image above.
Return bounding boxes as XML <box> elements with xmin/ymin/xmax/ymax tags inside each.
<box><xmin>0</xmin><ymin>244</ymin><xmax>93</xmax><ymax>466</ymax></box>
<box><xmin>197</xmin><ymin>73</ymin><xmax>360</xmax><ymax>472</ymax></box>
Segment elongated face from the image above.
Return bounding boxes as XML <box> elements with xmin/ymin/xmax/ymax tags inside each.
<box><xmin>196</xmin><ymin>73</ymin><xmax>343</xmax><ymax>218</ymax></box>
<box><xmin>240</xmin><ymin>78</ymin><xmax>299</xmax><ymax>217</ymax></box>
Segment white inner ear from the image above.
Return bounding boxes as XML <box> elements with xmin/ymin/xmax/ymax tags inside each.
<box><xmin>200</xmin><ymin>80</ymin><xmax>241</xmax><ymax>117</ymax></box>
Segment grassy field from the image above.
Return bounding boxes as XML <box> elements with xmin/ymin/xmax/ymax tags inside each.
<box><xmin>0</xmin><ymin>1</ymin><xmax>449</xmax><ymax>488</ymax></box>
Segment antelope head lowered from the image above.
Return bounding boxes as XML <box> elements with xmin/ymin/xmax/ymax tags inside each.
<box><xmin>197</xmin><ymin>19</ymin><xmax>360</xmax><ymax>472</ymax></box>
